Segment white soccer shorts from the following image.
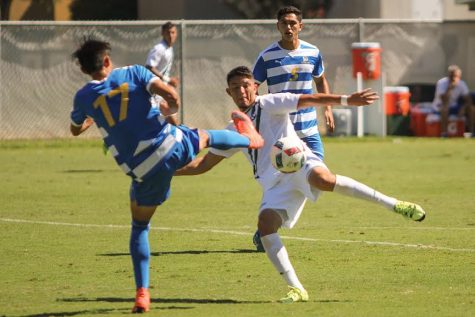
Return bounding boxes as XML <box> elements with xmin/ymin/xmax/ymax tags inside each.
<box><xmin>259</xmin><ymin>151</ymin><xmax>328</xmax><ymax>229</ymax></box>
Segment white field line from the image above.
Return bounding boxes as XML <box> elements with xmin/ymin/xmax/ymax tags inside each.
<box><xmin>1</xmin><ymin>217</ymin><xmax>474</xmax><ymax>253</ymax></box>
<box><xmin>350</xmin><ymin>226</ymin><xmax>475</xmax><ymax>231</ymax></box>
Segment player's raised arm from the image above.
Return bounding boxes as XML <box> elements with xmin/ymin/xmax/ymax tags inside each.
<box><xmin>297</xmin><ymin>88</ymin><xmax>379</xmax><ymax>109</ymax></box>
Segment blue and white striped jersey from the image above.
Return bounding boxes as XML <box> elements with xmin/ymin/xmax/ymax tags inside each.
<box><xmin>252</xmin><ymin>40</ymin><xmax>325</xmax><ymax>157</ymax></box>
<box><xmin>71</xmin><ymin>65</ymin><xmax>180</xmax><ymax>182</ymax></box>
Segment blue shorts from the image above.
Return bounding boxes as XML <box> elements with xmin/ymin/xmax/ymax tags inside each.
<box><xmin>449</xmin><ymin>103</ymin><xmax>464</xmax><ymax>116</ymax></box>
<box><xmin>437</xmin><ymin>103</ymin><xmax>464</xmax><ymax>116</ymax></box>
<box><xmin>301</xmin><ymin>134</ymin><xmax>324</xmax><ymax>160</ymax></box>
<box><xmin>130</xmin><ymin>125</ymin><xmax>200</xmax><ymax>206</ymax></box>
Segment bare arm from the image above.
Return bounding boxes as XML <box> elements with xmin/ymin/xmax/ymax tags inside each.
<box><xmin>70</xmin><ymin>117</ymin><xmax>94</xmax><ymax>136</ymax></box>
<box><xmin>175</xmin><ymin>152</ymin><xmax>226</xmax><ymax>176</ymax></box>
<box><xmin>146</xmin><ymin>65</ymin><xmax>179</xmax><ymax>88</ymax></box>
<box><xmin>145</xmin><ymin>65</ymin><xmax>164</xmax><ymax>80</ymax></box>
<box><xmin>149</xmin><ymin>79</ymin><xmax>180</xmax><ymax>116</ymax></box>
<box><xmin>314</xmin><ymin>74</ymin><xmax>335</xmax><ymax>132</ymax></box>
<box><xmin>297</xmin><ymin>88</ymin><xmax>379</xmax><ymax>109</ymax></box>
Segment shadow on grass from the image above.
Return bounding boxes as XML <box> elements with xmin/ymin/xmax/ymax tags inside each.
<box><xmin>98</xmin><ymin>249</ymin><xmax>259</xmax><ymax>257</ymax></box>
<box><xmin>62</xmin><ymin>169</ymin><xmax>111</xmax><ymax>173</ymax></box>
<box><xmin>16</xmin><ymin>297</ymin><xmax>347</xmax><ymax>316</ymax></box>
<box><xmin>16</xmin><ymin>308</ymin><xmax>127</xmax><ymax>317</ymax></box>
<box><xmin>61</xmin><ymin>297</ymin><xmax>270</xmax><ymax>305</ymax></box>
<box><xmin>16</xmin><ymin>305</ymin><xmax>190</xmax><ymax>317</ymax></box>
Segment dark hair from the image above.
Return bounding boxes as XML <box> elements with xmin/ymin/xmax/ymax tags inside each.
<box><xmin>72</xmin><ymin>37</ymin><xmax>111</xmax><ymax>74</ymax></box>
<box><xmin>162</xmin><ymin>21</ymin><xmax>176</xmax><ymax>33</ymax></box>
<box><xmin>226</xmin><ymin>66</ymin><xmax>254</xmax><ymax>84</ymax></box>
<box><xmin>277</xmin><ymin>6</ymin><xmax>302</xmax><ymax>21</ymax></box>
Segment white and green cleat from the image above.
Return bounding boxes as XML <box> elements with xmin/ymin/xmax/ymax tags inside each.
<box><xmin>278</xmin><ymin>286</ymin><xmax>309</xmax><ymax>303</ymax></box>
<box><xmin>394</xmin><ymin>200</ymin><xmax>426</xmax><ymax>222</ymax></box>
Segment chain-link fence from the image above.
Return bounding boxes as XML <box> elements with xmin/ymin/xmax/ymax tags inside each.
<box><xmin>1</xmin><ymin>19</ymin><xmax>474</xmax><ymax>139</ymax></box>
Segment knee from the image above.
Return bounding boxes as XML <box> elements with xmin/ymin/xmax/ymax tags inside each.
<box><xmin>197</xmin><ymin>129</ymin><xmax>209</xmax><ymax>149</ymax></box>
<box><xmin>130</xmin><ymin>201</ymin><xmax>157</xmax><ymax>223</ymax></box>
<box><xmin>257</xmin><ymin>209</ymin><xmax>282</xmax><ymax>236</ymax></box>
<box><xmin>308</xmin><ymin>168</ymin><xmax>336</xmax><ymax>191</ymax></box>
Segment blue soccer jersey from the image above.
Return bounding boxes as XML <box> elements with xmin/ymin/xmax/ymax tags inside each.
<box><xmin>252</xmin><ymin>40</ymin><xmax>325</xmax><ymax>158</ymax></box>
<box><xmin>71</xmin><ymin>65</ymin><xmax>184</xmax><ymax>182</ymax></box>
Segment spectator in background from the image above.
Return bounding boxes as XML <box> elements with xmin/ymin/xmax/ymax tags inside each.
<box><xmin>145</xmin><ymin>21</ymin><xmax>179</xmax><ymax>88</ymax></box>
<box><xmin>432</xmin><ymin>65</ymin><xmax>473</xmax><ymax>136</ymax></box>
<box><xmin>146</xmin><ymin>21</ymin><xmax>180</xmax><ymax>125</ymax></box>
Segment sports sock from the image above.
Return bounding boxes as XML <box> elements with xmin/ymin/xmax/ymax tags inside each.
<box><xmin>130</xmin><ymin>220</ymin><xmax>151</xmax><ymax>289</ymax></box>
<box><xmin>333</xmin><ymin>175</ymin><xmax>397</xmax><ymax>210</ymax></box>
<box><xmin>206</xmin><ymin>129</ymin><xmax>250</xmax><ymax>150</ymax></box>
<box><xmin>261</xmin><ymin>233</ymin><xmax>305</xmax><ymax>291</ymax></box>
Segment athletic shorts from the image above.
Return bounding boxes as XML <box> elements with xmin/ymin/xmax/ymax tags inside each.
<box><xmin>259</xmin><ymin>151</ymin><xmax>328</xmax><ymax>229</ymax></box>
<box><xmin>435</xmin><ymin>102</ymin><xmax>464</xmax><ymax>116</ymax></box>
<box><xmin>130</xmin><ymin>125</ymin><xmax>200</xmax><ymax>206</ymax></box>
<box><xmin>301</xmin><ymin>133</ymin><xmax>324</xmax><ymax>160</ymax></box>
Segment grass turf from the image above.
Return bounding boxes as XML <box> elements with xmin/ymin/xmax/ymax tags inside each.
<box><xmin>0</xmin><ymin>137</ymin><xmax>474</xmax><ymax>316</ymax></box>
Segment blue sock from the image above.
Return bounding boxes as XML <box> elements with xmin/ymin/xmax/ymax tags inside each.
<box><xmin>206</xmin><ymin>130</ymin><xmax>250</xmax><ymax>150</ymax></box>
<box><xmin>130</xmin><ymin>220</ymin><xmax>150</xmax><ymax>289</ymax></box>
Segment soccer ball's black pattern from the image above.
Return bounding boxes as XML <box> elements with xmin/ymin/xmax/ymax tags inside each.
<box><xmin>275</xmin><ymin>153</ymin><xmax>284</xmax><ymax>168</ymax></box>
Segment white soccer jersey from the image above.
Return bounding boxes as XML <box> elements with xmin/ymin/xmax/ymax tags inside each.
<box><xmin>210</xmin><ymin>93</ymin><xmax>316</xmax><ymax>190</ymax></box>
<box><xmin>145</xmin><ymin>40</ymin><xmax>174</xmax><ymax>83</ymax></box>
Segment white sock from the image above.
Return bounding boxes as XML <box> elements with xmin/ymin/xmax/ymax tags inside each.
<box><xmin>260</xmin><ymin>233</ymin><xmax>304</xmax><ymax>291</ymax></box>
<box><xmin>334</xmin><ymin>175</ymin><xmax>397</xmax><ymax>210</ymax></box>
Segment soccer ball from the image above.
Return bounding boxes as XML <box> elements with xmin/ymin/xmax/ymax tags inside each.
<box><xmin>270</xmin><ymin>136</ymin><xmax>306</xmax><ymax>173</ymax></box>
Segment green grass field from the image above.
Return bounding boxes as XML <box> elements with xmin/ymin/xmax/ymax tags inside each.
<box><xmin>1</xmin><ymin>137</ymin><xmax>474</xmax><ymax>317</ymax></box>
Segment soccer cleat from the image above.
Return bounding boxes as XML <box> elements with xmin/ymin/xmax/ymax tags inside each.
<box><xmin>278</xmin><ymin>286</ymin><xmax>309</xmax><ymax>303</ymax></box>
<box><xmin>394</xmin><ymin>201</ymin><xmax>426</xmax><ymax>222</ymax></box>
<box><xmin>253</xmin><ymin>230</ymin><xmax>265</xmax><ymax>252</ymax></box>
<box><xmin>231</xmin><ymin>110</ymin><xmax>264</xmax><ymax>149</ymax></box>
<box><xmin>132</xmin><ymin>287</ymin><xmax>150</xmax><ymax>313</ymax></box>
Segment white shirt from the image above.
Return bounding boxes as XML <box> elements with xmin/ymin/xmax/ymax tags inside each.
<box><xmin>145</xmin><ymin>39</ymin><xmax>174</xmax><ymax>83</ymax></box>
<box><xmin>210</xmin><ymin>93</ymin><xmax>304</xmax><ymax>191</ymax></box>
<box><xmin>432</xmin><ymin>77</ymin><xmax>469</xmax><ymax>110</ymax></box>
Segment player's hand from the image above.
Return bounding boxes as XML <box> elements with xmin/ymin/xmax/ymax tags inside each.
<box><xmin>84</xmin><ymin>117</ymin><xmax>94</xmax><ymax>127</ymax></box>
<box><xmin>168</xmin><ymin>77</ymin><xmax>179</xmax><ymax>88</ymax></box>
<box><xmin>324</xmin><ymin>106</ymin><xmax>335</xmax><ymax>132</ymax></box>
<box><xmin>348</xmin><ymin>88</ymin><xmax>379</xmax><ymax>106</ymax></box>
<box><xmin>159</xmin><ymin>98</ymin><xmax>179</xmax><ymax>117</ymax></box>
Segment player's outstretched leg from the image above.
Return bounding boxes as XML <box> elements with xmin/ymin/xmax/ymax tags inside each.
<box><xmin>231</xmin><ymin>110</ymin><xmax>264</xmax><ymax>149</ymax></box>
<box><xmin>332</xmin><ymin>175</ymin><xmax>426</xmax><ymax>222</ymax></box>
<box><xmin>132</xmin><ymin>287</ymin><xmax>150</xmax><ymax>313</ymax></box>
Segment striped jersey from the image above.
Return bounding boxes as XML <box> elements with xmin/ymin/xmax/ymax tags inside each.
<box><xmin>71</xmin><ymin>65</ymin><xmax>180</xmax><ymax>182</ymax></box>
<box><xmin>252</xmin><ymin>40</ymin><xmax>324</xmax><ymax>140</ymax></box>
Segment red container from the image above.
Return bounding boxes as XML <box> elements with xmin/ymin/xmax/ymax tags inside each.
<box><xmin>384</xmin><ymin>86</ymin><xmax>410</xmax><ymax>116</ymax></box>
<box><xmin>425</xmin><ymin>114</ymin><xmax>441</xmax><ymax>137</ymax></box>
<box><xmin>410</xmin><ymin>107</ymin><xmax>431</xmax><ymax>136</ymax></box>
<box><xmin>447</xmin><ymin>117</ymin><xmax>465</xmax><ymax>137</ymax></box>
<box><xmin>351</xmin><ymin>42</ymin><xmax>381</xmax><ymax>80</ymax></box>
<box><xmin>425</xmin><ymin>114</ymin><xmax>465</xmax><ymax>137</ymax></box>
